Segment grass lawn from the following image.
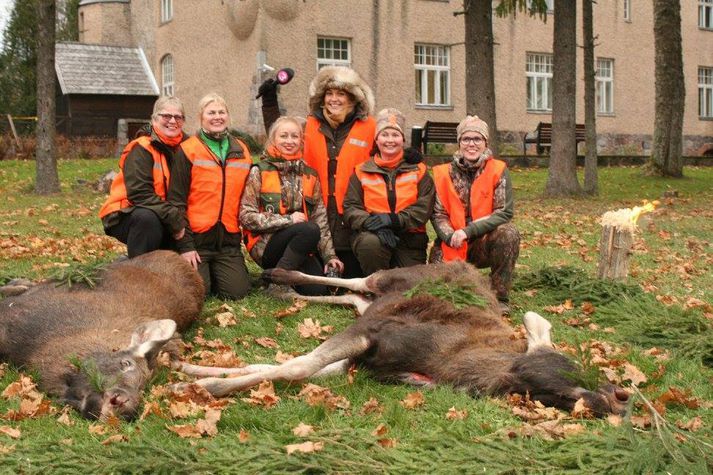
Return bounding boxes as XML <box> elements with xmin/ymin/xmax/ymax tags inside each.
<box><xmin>1</xmin><ymin>159</ymin><xmax>712</xmax><ymax>473</ymax></box>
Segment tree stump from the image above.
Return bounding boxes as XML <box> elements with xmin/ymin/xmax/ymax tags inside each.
<box><xmin>597</xmin><ymin>224</ymin><xmax>634</xmax><ymax>280</ymax></box>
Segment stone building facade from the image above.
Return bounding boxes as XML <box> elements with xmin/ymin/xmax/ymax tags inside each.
<box><xmin>77</xmin><ymin>0</ymin><xmax>713</xmax><ymax>155</ymax></box>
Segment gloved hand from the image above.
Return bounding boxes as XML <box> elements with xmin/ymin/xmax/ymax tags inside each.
<box><xmin>363</xmin><ymin>213</ymin><xmax>400</xmax><ymax>232</ymax></box>
<box><xmin>376</xmin><ymin>228</ymin><xmax>400</xmax><ymax>249</ymax></box>
<box><xmin>403</xmin><ymin>147</ymin><xmax>424</xmax><ymax>164</ymax></box>
<box><xmin>256</xmin><ymin>78</ymin><xmax>279</xmax><ymax>103</ymax></box>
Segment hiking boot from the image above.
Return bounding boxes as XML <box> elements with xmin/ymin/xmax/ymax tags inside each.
<box><xmin>498</xmin><ymin>301</ymin><xmax>511</xmax><ymax>316</ymax></box>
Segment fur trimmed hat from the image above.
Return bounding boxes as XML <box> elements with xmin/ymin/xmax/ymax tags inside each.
<box><xmin>375</xmin><ymin>108</ymin><xmax>405</xmax><ymax>137</ymax></box>
<box><xmin>456</xmin><ymin>115</ymin><xmax>489</xmax><ymax>143</ymax></box>
<box><xmin>308</xmin><ymin>66</ymin><xmax>375</xmax><ymax>118</ymax></box>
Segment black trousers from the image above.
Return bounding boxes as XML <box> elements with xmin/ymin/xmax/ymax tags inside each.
<box><xmin>262</xmin><ymin>222</ymin><xmax>329</xmax><ymax>295</ymax></box>
<box><xmin>105</xmin><ymin>208</ymin><xmax>174</xmax><ymax>258</ymax></box>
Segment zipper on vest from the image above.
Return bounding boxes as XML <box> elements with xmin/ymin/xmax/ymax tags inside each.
<box><xmin>386</xmin><ymin>173</ymin><xmax>397</xmax><ymax>213</ymax></box>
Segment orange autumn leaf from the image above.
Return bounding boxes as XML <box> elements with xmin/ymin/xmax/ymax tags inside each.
<box><xmin>215</xmin><ymin>311</ymin><xmax>237</xmax><ymax>327</ymax></box>
<box><xmin>297</xmin><ymin>318</ymin><xmax>333</xmax><ymax>340</ymax></box>
<box><xmin>371</xmin><ymin>423</ymin><xmax>388</xmax><ymax>437</ymax></box>
<box><xmin>254</xmin><ymin>337</ymin><xmax>279</xmax><ymax>349</ymax></box>
<box><xmin>360</xmin><ymin>397</ymin><xmax>383</xmax><ymax>415</ymax></box>
<box><xmin>0</xmin><ymin>426</ymin><xmax>21</xmax><ymax>439</ymax></box>
<box><xmin>241</xmin><ymin>381</ymin><xmax>280</xmax><ymax>408</ymax></box>
<box><xmin>238</xmin><ymin>429</ymin><xmax>250</xmax><ymax>443</ymax></box>
<box><xmin>676</xmin><ymin>416</ymin><xmax>703</xmax><ymax>432</ymax></box>
<box><xmin>377</xmin><ymin>438</ymin><xmax>398</xmax><ymax>448</ymax></box>
<box><xmin>275</xmin><ymin>299</ymin><xmax>308</xmax><ymax>318</ymax></box>
<box><xmin>101</xmin><ymin>434</ymin><xmax>128</xmax><ymax>445</ymax></box>
<box><xmin>445</xmin><ymin>407</ymin><xmax>468</xmax><ymax>420</ymax></box>
<box><xmin>400</xmin><ymin>392</ymin><xmax>425</xmax><ymax>410</ymax></box>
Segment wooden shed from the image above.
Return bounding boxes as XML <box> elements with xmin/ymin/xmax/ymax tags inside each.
<box><xmin>54</xmin><ymin>42</ymin><xmax>158</xmax><ymax>138</ymax></box>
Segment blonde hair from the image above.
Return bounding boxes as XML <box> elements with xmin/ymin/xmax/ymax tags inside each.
<box><xmin>265</xmin><ymin>116</ymin><xmax>305</xmax><ymax>149</ymax></box>
<box><xmin>151</xmin><ymin>96</ymin><xmax>184</xmax><ymax>120</ymax></box>
<box><xmin>197</xmin><ymin>93</ymin><xmax>229</xmax><ymax>117</ymax></box>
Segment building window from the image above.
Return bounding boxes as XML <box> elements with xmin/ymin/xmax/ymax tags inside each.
<box><xmin>596</xmin><ymin>58</ymin><xmax>614</xmax><ymax>114</ymax></box>
<box><xmin>161</xmin><ymin>0</ymin><xmax>173</xmax><ymax>23</ymax></box>
<box><xmin>700</xmin><ymin>67</ymin><xmax>713</xmax><ymax>118</ymax></box>
<box><xmin>414</xmin><ymin>44</ymin><xmax>451</xmax><ymax>107</ymax></box>
<box><xmin>317</xmin><ymin>37</ymin><xmax>351</xmax><ymax>70</ymax></box>
<box><xmin>527</xmin><ymin>0</ymin><xmax>554</xmax><ymax>13</ymax></box>
<box><xmin>623</xmin><ymin>0</ymin><xmax>631</xmax><ymax>21</ymax></box>
<box><xmin>701</xmin><ymin>0</ymin><xmax>713</xmax><ymax>29</ymax></box>
<box><xmin>526</xmin><ymin>53</ymin><xmax>553</xmax><ymax>112</ymax></box>
<box><xmin>161</xmin><ymin>55</ymin><xmax>174</xmax><ymax>96</ymax></box>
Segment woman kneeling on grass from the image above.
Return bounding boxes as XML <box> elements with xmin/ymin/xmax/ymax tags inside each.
<box><xmin>240</xmin><ymin>116</ymin><xmax>343</xmax><ymax>295</ymax></box>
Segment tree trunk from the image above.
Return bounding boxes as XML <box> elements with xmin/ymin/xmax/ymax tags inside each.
<box><xmin>464</xmin><ymin>0</ymin><xmax>499</xmax><ymax>154</ymax></box>
<box><xmin>582</xmin><ymin>0</ymin><xmax>598</xmax><ymax>194</ymax></box>
<box><xmin>650</xmin><ymin>0</ymin><xmax>685</xmax><ymax>177</ymax></box>
<box><xmin>35</xmin><ymin>0</ymin><xmax>60</xmax><ymax>195</ymax></box>
<box><xmin>545</xmin><ymin>0</ymin><xmax>581</xmax><ymax>196</ymax></box>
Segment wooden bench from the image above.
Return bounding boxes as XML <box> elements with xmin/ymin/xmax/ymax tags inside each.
<box><xmin>412</xmin><ymin>121</ymin><xmax>459</xmax><ymax>154</ymax></box>
<box><xmin>523</xmin><ymin>122</ymin><xmax>586</xmax><ymax>155</ymax></box>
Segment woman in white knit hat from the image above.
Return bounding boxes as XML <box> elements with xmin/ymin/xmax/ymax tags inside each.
<box><xmin>430</xmin><ymin>115</ymin><xmax>520</xmax><ymax>315</ymax></box>
<box><xmin>342</xmin><ymin>108</ymin><xmax>435</xmax><ymax>275</ymax></box>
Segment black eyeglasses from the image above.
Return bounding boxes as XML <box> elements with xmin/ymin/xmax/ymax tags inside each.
<box><xmin>157</xmin><ymin>113</ymin><xmax>185</xmax><ymax>122</ymax></box>
<box><xmin>460</xmin><ymin>136</ymin><xmax>485</xmax><ymax>145</ymax></box>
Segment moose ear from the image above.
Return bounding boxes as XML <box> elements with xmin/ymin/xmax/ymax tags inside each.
<box><xmin>128</xmin><ymin>319</ymin><xmax>177</xmax><ymax>359</ymax></box>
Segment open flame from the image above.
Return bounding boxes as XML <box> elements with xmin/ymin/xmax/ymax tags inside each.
<box><xmin>628</xmin><ymin>201</ymin><xmax>658</xmax><ymax>225</ymax></box>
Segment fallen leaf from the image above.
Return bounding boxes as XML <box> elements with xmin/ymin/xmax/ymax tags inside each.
<box><xmin>360</xmin><ymin>397</ymin><xmax>383</xmax><ymax>415</ymax></box>
<box><xmin>400</xmin><ymin>392</ymin><xmax>425</xmax><ymax>410</ymax></box>
<box><xmin>57</xmin><ymin>407</ymin><xmax>74</xmax><ymax>426</ymax></box>
<box><xmin>0</xmin><ymin>444</ymin><xmax>16</xmax><ymax>454</ymax></box>
<box><xmin>255</xmin><ymin>337</ymin><xmax>279</xmax><ymax>349</ymax></box>
<box><xmin>293</xmin><ymin>422</ymin><xmax>315</xmax><ymax>437</ymax></box>
<box><xmin>371</xmin><ymin>423</ymin><xmax>388</xmax><ymax>437</ymax></box>
<box><xmin>571</xmin><ymin>398</ymin><xmax>595</xmax><ymax>419</ymax></box>
<box><xmin>275</xmin><ymin>299</ymin><xmax>308</xmax><ymax>318</ymax></box>
<box><xmin>238</xmin><ymin>429</ymin><xmax>250</xmax><ymax>443</ymax></box>
<box><xmin>139</xmin><ymin>401</ymin><xmax>164</xmax><ymax>420</ymax></box>
<box><xmin>607</xmin><ymin>415</ymin><xmax>623</xmax><ymax>427</ymax></box>
<box><xmin>544</xmin><ymin>300</ymin><xmax>575</xmax><ymax>314</ymax></box>
<box><xmin>101</xmin><ymin>434</ymin><xmax>128</xmax><ymax>445</ymax></box>
<box><xmin>296</xmin><ymin>383</ymin><xmax>350</xmax><ymax>411</ymax></box>
<box><xmin>241</xmin><ymin>381</ymin><xmax>280</xmax><ymax>408</ymax></box>
<box><xmin>274</xmin><ymin>351</ymin><xmax>295</xmax><ymax>363</ymax></box>
<box><xmin>215</xmin><ymin>311</ymin><xmax>237</xmax><ymax>327</ymax></box>
<box><xmin>297</xmin><ymin>318</ymin><xmax>333</xmax><ymax>340</ymax></box>
<box><xmin>445</xmin><ymin>407</ymin><xmax>468</xmax><ymax>420</ymax></box>
<box><xmin>676</xmin><ymin>416</ymin><xmax>703</xmax><ymax>432</ymax></box>
<box><xmin>285</xmin><ymin>441</ymin><xmax>324</xmax><ymax>455</ymax></box>
<box><xmin>581</xmin><ymin>302</ymin><xmax>596</xmax><ymax>315</ymax></box>
<box><xmin>0</xmin><ymin>426</ymin><xmax>20</xmax><ymax>439</ymax></box>
<box><xmin>166</xmin><ymin>423</ymin><xmax>202</xmax><ymax>439</ymax></box>
<box><xmin>88</xmin><ymin>423</ymin><xmax>109</xmax><ymax>435</ymax></box>
<box><xmin>377</xmin><ymin>438</ymin><xmax>397</xmax><ymax>448</ymax></box>
<box><xmin>630</xmin><ymin>415</ymin><xmax>652</xmax><ymax>428</ymax></box>
<box><xmin>657</xmin><ymin>387</ymin><xmax>700</xmax><ymax>409</ymax></box>
<box><xmin>194</xmin><ymin>409</ymin><xmax>221</xmax><ymax>437</ymax></box>
<box><xmin>347</xmin><ymin>365</ymin><xmax>358</xmax><ymax>385</ymax></box>
<box><xmin>621</xmin><ymin>363</ymin><xmax>647</xmax><ymax>386</ymax></box>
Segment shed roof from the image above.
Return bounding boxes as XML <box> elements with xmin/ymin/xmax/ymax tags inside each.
<box><xmin>55</xmin><ymin>42</ymin><xmax>159</xmax><ymax>96</ymax></box>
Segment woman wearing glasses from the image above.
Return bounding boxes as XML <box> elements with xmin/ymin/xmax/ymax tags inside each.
<box><xmin>99</xmin><ymin>96</ymin><xmax>187</xmax><ymax>258</ymax></box>
<box><xmin>430</xmin><ymin>115</ymin><xmax>520</xmax><ymax>316</ymax></box>
<box><xmin>168</xmin><ymin>93</ymin><xmax>253</xmax><ymax>300</ymax></box>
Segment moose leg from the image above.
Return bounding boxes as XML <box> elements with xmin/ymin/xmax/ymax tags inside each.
<box><xmin>523</xmin><ymin>311</ymin><xmax>553</xmax><ymax>352</ymax></box>
<box><xmin>267</xmin><ymin>290</ymin><xmax>373</xmax><ymax>316</ymax></box>
<box><xmin>264</xmin><ymin>268</ymin><xmax>376</xmax><ymax>293</ymax></box>
<box><xmin>185</xmin><ymin>327</ymin><xmax>371</xmax><ymax>397</ymax></box>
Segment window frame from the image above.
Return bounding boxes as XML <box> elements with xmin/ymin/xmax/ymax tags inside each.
<box><xmin>700</xmin><ymin>0</ymin><xmax>713</xmax><ymax>29</ymax></box>
<box><xmin>699</xmin><ymin>66</ymin><xmax>713</xmax><ymax>119</ymax></box>
<box><xmin>623</xmin><ymin>0</ymin><xmax>631</xmax><ymax>22</ymax></box>
<box><xmin>316</xmin><ymin>37</ymin><xmax>351</xmax><ymax>70</ymax></box>
<box><xmin>525</xmin><ymin>52</ymin><xmax>553</xmax><ymax>112</ymax></box>
<box><xmin>414</xmin><ymin>43</ymin><xmax>452</xmax><ymax>108</ymax></box>
<box><xmin>596</xmin><ymin>58</ymin><xmax>615</xmax><ymax>115</ymax></box>
<box><xmin>161</xmin><ymin>54</ymin><xmax>174</xmax><ymax>97</ymax></box>
<box><xmin>161</xmin><ymin>0</ymin><xmax>173</xmax><ymax>24</ymax></box>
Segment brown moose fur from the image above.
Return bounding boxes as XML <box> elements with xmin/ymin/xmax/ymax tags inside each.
<box><xmin>0</xmin><ymin>251</ymin><xmax>204</xmax><ymax>419</ymax></box>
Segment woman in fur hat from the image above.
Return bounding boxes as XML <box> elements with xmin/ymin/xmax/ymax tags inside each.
<box><xmin>258</xmin><ymin>66</ymin><xmax>376</xmax><ymax>278</ymax></box>
<box><xmin>240</xmin><ymin>116</ymin><xmax>343</xmax><ymax>295</ymax></box>
<box><xmin>342</xmin><ymin>108</ymin><xmax>435</xmax><ymax>275</ymax></box>
<box><xmin>430</xmin><ymin>115</ymin><xmax>520</xmax><ymax>316</ymax></box>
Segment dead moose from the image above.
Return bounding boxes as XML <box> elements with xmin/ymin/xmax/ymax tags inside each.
<box><xmin>176</xmin><ymin>261</ymin><xmax>630</xmax><ymax>416</ymax></box>
<box><xmin>0</xmin><ymin>251</ymin><xmax>204</xmax><ymax>420</ymax></box>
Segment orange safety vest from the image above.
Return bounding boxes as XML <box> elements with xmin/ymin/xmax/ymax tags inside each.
<box><xmin>432</xmin><ymin>159</ymin><xmax>506</xmax><ymax>261</ymax></box>
<box><xmin>98</xmin><ymin>136</ymin><xmax>169</xmax><ymax>218</ymax></box>
<box><xmin>354</xmin><ymin>161</ymin><xmax>428</xmax><ymax>232</ymax></box>
<box><xmin>303</xmin><ymin>115</ymin><xmax>376</xmax><ymax>213</ymax></box>
<box><xmin>179</xmin><ymin>136</ymin><xmax>252</xmax><ymax>234</ymax></box>
<box><xmin>244</xmin><ymin>162</ymin><xmax>319</xmax><ymax>251</ymax></box>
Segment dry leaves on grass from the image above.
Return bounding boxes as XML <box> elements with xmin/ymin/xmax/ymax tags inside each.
<box><xmin>238</xmin><ymin>429</ymin><xmax>250</xmax><ymax>443</ymax></box>
<box><xmin>445</xmin><ymin>407</ymin><xmax>468</xmax><ymax>420</ymax></box>
<box><xmin>621</xmin><ymin>363</ymin><xmax>648</xmax><ymax>386</ymax></box>
<box><xmin>0</xmin><ymin>426</ymin><xmax>20</xmax><ymax>439</ymax></box>
<box><xmin>166</xmin><ymin>408</ymin><xmax>222</xmax><ymax>439</ymax></box>
<box><xmin>293</xmin><ymin>422</ymin><xmax>315</xmax><ymax>437</ymax></box>
<box><xmin>508</xmin><ymin>394</ymin><xmax>561</xmax><ymax>422</ymax></box>
<box><xmin>254</xmin><ymin>337</ymin><xmax>279</xmax><ymax>349</ymax></box>
<box><xmin>57</xmin><ymin>407</ymin><xmax>74</xmax><ymax>426</ymax></box>
<box><xmin>360</xmin><ymin>397</ymin><xmax>383</xmax><ymax>415</ymax></box>
<box><xmin>505</xmin><ymin>420</ymin><xmax>585</xmax><ymax>440</ymax></box>
<box><xmin>101</xmin><ymin>434</ymin><xmax>128</xmax><ymax>445</ymax></box>
<box><xmin>214</xmin><ymin>311</ymin><xmax>237</xmax><ymax>328</ymax></box>
<box><xmin>543</xmin><ymin>299</ymin><xmax>575</xmax><ymax>314</ymax></box>
<box><xmin>297</xmin><ymin>318</ymin><xmax>334</xmax><ymax>340</ymax></box>
<box><xmin>295</xmin><ymin>383</ymin><xmax>350</xmax><ymax>411</ymax></box>
<box><xmin>643</xmin><ymin>347</ymin><xmax>670</xmax><ymax>361</ymax></box>
<box><xmin>241</xmin><ymin>381</ymin><xmax>281</xmax><ymax>409</ymax></box>
<box><xmin>657</xmin><ymin>387</ymin><xmax>701</xmax><ymax>409</ymax></box>
<box><xmin>571</xmin><ymin>399</ymin><xmax>595</xmax><ymax>419</ymax></box>
<box><xmin>274</xmin><ymin>351</ymin><xmax>295</xmax><ymax>363</ymax></box>
<box><xmin>400</xmin><ymin>392</ymin><xmax>425</xmax><ymax>410</ymax></box>
<box><xmin>1</xmin><ymin>374</ymin><xmax>54</xmax><ymax>421</ymax></box>
<box><xmin>0</xmin><ymin>443</ymin><xmax>15</xmax><ymax>454</ymax></box>
<box><xmin>675</xmin><ymin>416</ymin><xmax>703</xmax><ymax>432</ymax></box>
<box><xmin>275</xmin><ymin>299</ymin><xmax>308</xmax><ymax>318</ymax></box>
<box><xmin>285</xmin><ymin>441</ymin><xmax>324</xmax><ymax>455</ymax></box>
<box><xmin>371</xmin><ymin>423</ymin><xmax>388</xmax><ymax>437</ymax></box>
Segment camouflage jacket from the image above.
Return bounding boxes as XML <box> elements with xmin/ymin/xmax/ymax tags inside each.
<box><xmin>239</xmin><ymin>153</ymin><xmax>337</xmax><ymax>266</ymax></box>
<box><xmin>431</xmin><ymin>151</ymin><xmax>514</xmax><ymax>243</ymax></box>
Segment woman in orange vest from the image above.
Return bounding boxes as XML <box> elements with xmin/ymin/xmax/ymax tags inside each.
<box><xmin>342</xmin><ymin>108</ymin><xmax>435</xmax><ymax>275</ymax></box>
<box><xmin>240</xmin><ymin>117</ymin><xmax>343</xmax><ymax>295</ymax></box>
<box><xmin>99</xmin><ymin>96</ymin><xmax>186</xmax><ymax>258</ymax></box>
<box><xmin>258</xmin><ymin>66</ymin><xmax>376</xmax><ymax>278</ymax></box>
<box><xmin>430</xmin><ymin>115</ymin><xmax>520</xmax><ymax>315</ymax></box>
<box><xmin>168</xmin><ymin>94</ymin><xmax>253</xmax><ymax>300</ymax></box>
